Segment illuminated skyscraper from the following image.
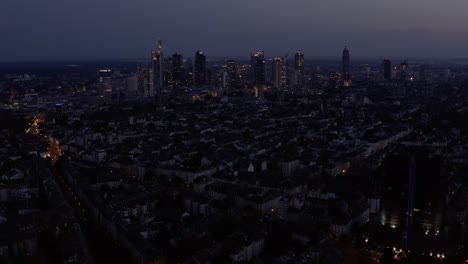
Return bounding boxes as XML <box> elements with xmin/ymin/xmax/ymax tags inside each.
<box><xmin>184</xmin><ymin>58</ymin><xmax>193</xmax><ymax>87</ymax></box>
<box><xmin>148</xmin><ymin>69</ymin><xmax>155</xmax><ymax>97</ymax></box>
<box><xmin>151</xmin><ymin>39</ymin><xmax>163</xmax><ymax>101</ymax></box>
<box><xmin>383</xmin><ymin>58</ymin><xmax>392</xmax><ymax>80</ymax></box>
<box><xmin>137</xmin><ymin>64</ymin><xmax>149</xmax><ymax>96</ymax></box>
<box><xmin>342</xmin><ymin>46</ymin><xmax>351</xmax><ymax>87</ymax></box>
<box><xmin>272</xmin><ymin>57</ymin><xmax>288</xmax><ymax>89</ymax></box>
<box><xmin>99</xmin><ymin>69</ymin><xmax>112</xmax><ymax>92</ymax></box>
<box><xmin>226</xmin><ymin>59</ymin><xmax>238</xmax><ymax>88</ymax></box>
<box><xmin>194</xmin><ymin>51</ymin><xmax>207</xmax><ymax>86</ymax></box>
<box><xmin>55</xmin><ymin>103</ymin><xmax>63</xmax><ymax>123</ymax></box>
<box><xmin>294</xmin><ymin>52</ymin><xmax>304</xmax><ymax>87</ymax></box>
<box><xmin>251</xmin><ymin>51</ymin><xmax>266</xmax><ymax>86</ymax></box>
<box><xmin>163</xmin><ymin>57</ymin><xmax>173</xmax><ymax>87</ymax></box>
<box><xmin>172</xmin><ymin>53</ymin><xmax>184</xmax><ymax>87</ymax></box>
<box><xmin>400</xmin><ymin>61</ymin><xmax>408</xmax><ymax>81</ymax></box>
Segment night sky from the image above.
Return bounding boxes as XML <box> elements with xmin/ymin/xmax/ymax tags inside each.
<box><xmin>1</xmin><ymin>0</ymin><xmax>467</xmax><ymax>61</ymax></box>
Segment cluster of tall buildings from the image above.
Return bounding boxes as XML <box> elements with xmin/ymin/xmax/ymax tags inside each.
<box><xmin>135</xmin><ymin>40</ymin><xmax>211</xmax><ymax>105</ymax></box>
<box><xmin>382</xmin><ymin>58</ymin><xmax>419</xmax><ymax>81</ymax></box>
<box><xmin>134</xmin><ymin>42</ymin><xmax>316</xmax><ymax>98</ymax></box>
<box><xmin>103</xmin><ymin>42</ymin><xmax>433</xmax><ymax>102</ymax></box>
<box><xmin>249</xmin><ymin>51</ymin><xmax>308</xmax><ymax>89</ymax></box>
<box><xmin>125</xmin><ymin>41</ymin><xmax>363</xmax><ymax>103</ymax></box>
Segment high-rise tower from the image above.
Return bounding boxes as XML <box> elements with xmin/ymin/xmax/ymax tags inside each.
<box><xmin>273</xmin><ymin>57</ymin><xmax>288</xmax><ymax>89</ymax></box>
<box><xmin>99</xmin><ymin>69</ymin><xmax>112</xmax><ymax>92</ymax></box>
<box><xmin>294</xmin><ymin>52</ymin><xmax>304</xmax><ymax>87</ymax></box>
<box><xmin>251</xmin><ymin>51</ymin><xmax>266</xmax><ymax>86</ymax></box>
<box><xmin>194</xmin><ymin>51</ymin><xmax>207</xmax><ymax>86</ymax></box>
<box><xmin>172</xmin><ymin>53</ymin><xmax>184</xmax><ymax>87</ymax></box>
<box><xmin>342</xmin><ymin>46</ymin><xmax>351</xmax><ymax>87</ymax></box>
<box><xmin>151</xmin><ymin>39</ymin><xmax>164</xmax><ymax>101</ymax></box>
<box><xmin>163</xmin><ymin>57</ymin><xmax>173</xmax><ymax>87</ymax></box>
<box><xmin>400</xmin><ymin>61</ymin><xmax>408</xmax><ymax>81</ymax></box>
<box><xmin>226</xmin><ymin>59</ymin><xmax>238</xmax><ymax>89</ymax></box>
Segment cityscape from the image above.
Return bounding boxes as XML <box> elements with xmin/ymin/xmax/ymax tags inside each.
<box><xmin>1</xmin><ymin>1</ymin><xmax>468</xmax><ymax>264</ymax></box>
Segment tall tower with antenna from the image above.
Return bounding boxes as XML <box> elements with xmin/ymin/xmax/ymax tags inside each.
<box><xmin>342</xmin><ymin>46</ymin><xmax>351</xmax><ymax>87</ymax></box>
<box><xmin>151</xmin><ymin>39</ymin><xmax>164</xmax><ymax>105</ymax></box>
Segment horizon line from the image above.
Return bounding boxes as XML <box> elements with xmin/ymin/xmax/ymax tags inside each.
<box><xmin>2</xmin><ymin>56</ymin><xmax>468</xmax><ymax>64</ymax></box>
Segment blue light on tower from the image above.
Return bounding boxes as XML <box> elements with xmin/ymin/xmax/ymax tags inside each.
<box><xmin>404</xmin><ymin>158</ymin><xmax>415</xmax><ymax>250</ymax></box>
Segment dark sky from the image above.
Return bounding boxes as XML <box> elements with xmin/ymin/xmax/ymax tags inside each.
<box><xmin>1</xmin><ymin>0</ymin><xmax>468</xmax><ymax>62</ymax></box>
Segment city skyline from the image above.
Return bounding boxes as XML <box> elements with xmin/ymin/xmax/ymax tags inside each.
<box><xmin>1</xmin><ymin>1</ymin><xmax>468</xmax><ymax>263</ymax></box>
<box><xmin>2</xmin><ymin>0</ymin><xmax>468</xmax><ymax>62</ymax></box>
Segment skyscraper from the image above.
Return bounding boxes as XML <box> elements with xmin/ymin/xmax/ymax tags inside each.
<box><xmin>226</xmin><ymin>59</ymin><xmax>238</xmax><ymax>89</ymax></box>
<box><xmin>273</xmin><ymin>57</ymin><xmax>288</xmax><ymax>89</ymax></box>
<box><xmin>383</xmin><ymin>58</ymin><xmax>392</xmax><ymax>80</ymax></box>
<box><xmin>194</xmin><ymin>51</ymin><xmax>207</xmax><ymax>86</ymax></box>
<box><xmin>342</xmin><ymin>47</ymin><xmax>351</xmax><ymax>87</ymax></box>
<box><xmin>251</xmin><ymin>51</ymin><xmax>266</xmax><ymax>86</ymax></box>
<box><xmin>148</xmin><ymin>69</ymin><xmax>155</xmax><ymax>97</ymax></box>
<box><xmin>55</xmin><ymin>103</ymin><xmax>63</xmax><ymax>123</ymax></box>
<box><xmin>172</xmin><ymin>53</ymin><xmax>184</xmax><ymax>87</ymax></box>
<box><xmin>294</xmin><ymin>52</ymin><xmax>304</xmax><ymax>87</ymax></box>
<box><xmin>163</xmin><ymin>57</ymin><xmax>173</xmax><ymax>87</ymax></box>
<box><xmin>400</xmin><ymin>61</ymin><xmax>408</xmax><ymax>81</ymax></box>
<box><xmin>151</xmin><ymin>39</ymin><xmax>163</xmax><ymax>101</ymax></box>
<box><xmin>137</xmin><ymin>64</ymin><xmax>149</xmax><ymax>96</ymax></box>
<box><xmin>99</xmin><ymin>69</ymin><xmax>112</xmax><ymax>92</ymax></box>
<box><xmin>185</xmin><ymin>58</ymin><xmax>193</xmax><ymax>87</ymax></box>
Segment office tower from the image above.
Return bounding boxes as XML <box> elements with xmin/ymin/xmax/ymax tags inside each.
<box><xmin>99</xmin><ymin>69</ymin><xmax>112</xmax><ymax>92</ymax></box>
<box><xmin>222</xmin><ymin>71</ymin><xmax>228</xmax><ymax>88</ymax></box>
<box><xmin>226</xmin><ymin>59</ymin><xmax>238</xmax><ymax>88</ymax></box>
<box><xmin>151</xmin><ymin>39</ymin><xmax>163</xmax><ymax>101</ymax></box>
<box><xmin>214</xmin><ymin>71</ymin><xmax>224</xmax><ymax>88</ymax></box>
<box><xmin>55</xmin><ymin>103</ymin><xmax>62</xmax><ymax>121</ymax></box>
<box><xmin>136</xmin><ymin>64</ymin><xmax>143</xmax><ymax>93</ymax></box>
<box><xmin>265</xmin><ymin>58</ymin><xmax>273</xmax><ymax>83</ymax></box>
<box><xmin>184</xmin><ymin>58</ymin><xmax>193</xmax><ymax>87</ymax></box>
<box><xmin>294</xmin><ymin>52</ymin><xmax>304</xmax><ymax>87</ymax></box>
<box><xmin>400</xmin><ymin>61</ymin><xmax>408</xmax><ymax>81</ymax></box>
<box><xmin>194</xmin><ymin>51</ymin><xmax>207</xmax><ymax>86</ymax></box>
<box><xmin>272</xmin><ymin>57</ymin><xmax>288</xmax><ymax>89</ymax></box>
<box><xmin>251</xmin><ymin>51</ymin><xmax>266</xmax><ymax>86</ymax></box>
<box><xmin>148</xmin><ymin>69</ymin><xmax>155</xmax><ymax>97</ymax></box>
<box><xmin>137</xmin><ymin>64</ymin><xmax>149</xmax><ymax>96</ymax></box>
<box><xmin>206</xmin><ymin>72</ymin><xmax>214</xmax><ymax>87</ymax></box>
<box><xmin>163</xmin><ymin>57</ymin><xmax>173</xmax><ymax>87</ymax></box>
<box><xmin>342</xmin><ymin>46</ymin><xmax>351</xmax><ymax>87</ymax></box>
<box><xmin>207</xmin><ymin>69</ymin><xmax>215</xmax><ymax>86</ymax></box>
<box><xmin>172</xmin><ymin>53</ymin><xmax>184</xmax><ymax>87</ymax></box>
<box><xmin>383</xmin><ymin>58</ymin><xmax>392</xmax><ymax>80</ymax></box>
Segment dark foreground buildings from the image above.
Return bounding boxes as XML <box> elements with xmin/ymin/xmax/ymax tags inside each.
<box><xmin>1</xmin><ymin>41</ymin><xmax>467</xmax><ymax>263</ymax></box>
